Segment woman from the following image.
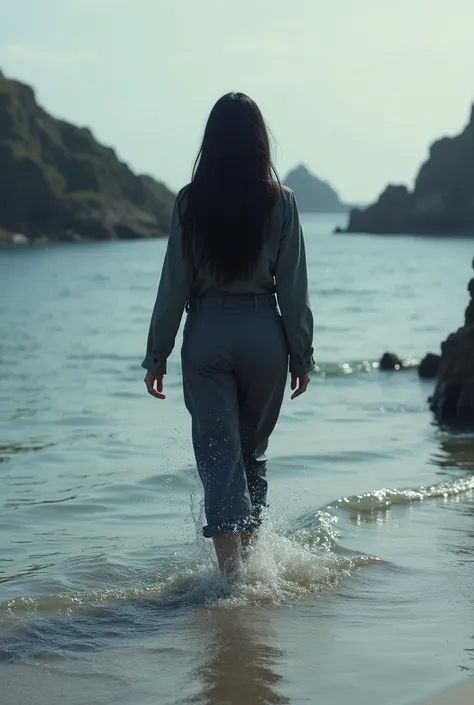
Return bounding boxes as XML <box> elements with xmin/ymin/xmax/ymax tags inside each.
<box><xmin>142</xmin><ymin>93</ymin><xmax>314</xmax><ymax>578</ymax></box>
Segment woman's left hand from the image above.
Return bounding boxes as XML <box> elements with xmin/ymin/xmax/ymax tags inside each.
<box><xmin>144</xmin><ymin>371</ymin><xmax>166</xmax><ymax>399</ymax></box>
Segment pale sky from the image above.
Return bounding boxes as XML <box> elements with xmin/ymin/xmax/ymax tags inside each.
<box><xmin>1</xmin><ymin>0</ymin><xmax>474</xmax><ymax>203</ymax></box>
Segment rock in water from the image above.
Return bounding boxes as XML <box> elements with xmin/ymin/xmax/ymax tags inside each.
<box><xmin>0</xmin><ymin>70</ymin><xmax>175</xmax><ymax>242</ymax></box>
<box><xmin>344</xmin><ymin>102</ymin><xmax>474</xmax><ymax>235</ymax></box>
<box><xmin>418</xmin><ymin>353</ymin><xmax>441</xmax><ymax>379</ymax></box>
<box><xmin>379</xmin><ymin>352</ymin><xmax>403</xmax><ymax>371</ymax></box>
<box><xmin>284</xmin><ymin>165</ymin><xmax>348</xmax><ymax>213</ymax></box>
<box><xmin>430</xmin><ymin>259</ymin><xmax>474</xmax><ymax>421</ymax></box>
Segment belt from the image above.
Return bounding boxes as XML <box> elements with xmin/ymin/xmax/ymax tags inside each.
<box><xmin>186</xmin><ymin>292</ymin><xmax>277</xmax><ymax>311</ymax></box>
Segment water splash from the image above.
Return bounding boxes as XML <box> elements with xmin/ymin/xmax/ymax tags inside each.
<box><xmin>1</xmin><ymin>521</ymin><xmax>365</xmax><ymax>623</ymax></box>
<box><xmin>0</xmin><ymin>517</ymin><xmax>371</xmax><ymax>663</ymax></box>
<box><xmin>3</xmin><ymin>472</ymin><xmax>472</xmax><ymax>663</ymax></box>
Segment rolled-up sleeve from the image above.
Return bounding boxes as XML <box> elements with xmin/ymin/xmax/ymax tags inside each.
<box><xmin>141</xmin><ymin>197</ymin><xmax>195</xmax><ymax>375</ymax></box>
<box><xmin>275</xmin><ymin>191</ymin><xmax>315</xmax><ymax>375</ymax></box>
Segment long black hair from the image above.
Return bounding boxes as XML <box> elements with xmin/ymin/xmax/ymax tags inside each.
<box><xmin>179</xmin><ymin>92</ymin><xmax>281</xmax><ymax>284</ymax></box>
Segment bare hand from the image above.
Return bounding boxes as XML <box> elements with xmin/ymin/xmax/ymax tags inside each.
<box><xmin>144</xmin><ymin>371</ymin><xmax>166</xmax><ymax>399</ymax></box>
<box><xmin>290</xmin><ymin>372</ymin><xmax>310</xmax><ymax>400</ymax></box>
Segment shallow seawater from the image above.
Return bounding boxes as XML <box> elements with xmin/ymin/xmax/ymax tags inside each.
<box><xmin>1</xmin><ymin>216</ymin><xmax>473</xmax><ymax>705</ymax></box>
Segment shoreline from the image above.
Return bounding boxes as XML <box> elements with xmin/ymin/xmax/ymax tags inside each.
<box><xmin>0</xmin><ymin>230</ymin><xmax>167</xmax><ymax>245</ymax></box>
<box><xmin>413</xmin><ymin>681</ymin><xmax>474</xmax><ymax>705</ymax></box>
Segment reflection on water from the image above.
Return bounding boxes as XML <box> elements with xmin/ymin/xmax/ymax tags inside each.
<box><xmin>347</xmin><ymin>507</ymin><xmax>394</xmax><ymax>526</ymax></box>
<box><xmin>430</xmin><ymin>429</ymin><xmax>474</xmax><ymax>473</ymax></box>
<box><xmin>190</xmin><ymin>608</ymin><xmax>289</xmax><ymax>705</ymax></box>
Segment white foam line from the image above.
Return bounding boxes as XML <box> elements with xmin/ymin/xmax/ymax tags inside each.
<box><xmin>332</xmin><ymin>476</ymin><xmax>474</xmax><ymax>513</ymax></box>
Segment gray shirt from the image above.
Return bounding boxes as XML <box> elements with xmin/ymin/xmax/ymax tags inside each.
<box><xmin>141</xmin><ymin>185</ymin><xmax>315</xmax><ymax>376</ymax></box>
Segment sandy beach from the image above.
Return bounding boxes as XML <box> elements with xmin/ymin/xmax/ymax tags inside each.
<box><xmin>415</xmin><ymin>682</ymin><xmax>474</xmax><ymax>705</ymax></box>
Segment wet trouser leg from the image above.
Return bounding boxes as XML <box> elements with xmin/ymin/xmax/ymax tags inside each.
<box><xmin>181</xmin><ymin>297</ymin><xmax>288</xmax><ymax>538</ymax></box>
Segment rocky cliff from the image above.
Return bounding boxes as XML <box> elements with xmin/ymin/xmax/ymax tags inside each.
<box><xmin>344</xmin><ymin>103</ymin><xmax>474</xmax><ymax>235</ymax></box>
<box><xmin>284</xmin><ymin>165</ymin><xmax>347</xmax><ymax>213</ymax></box>
<box><xmin>0</xmin><ymin>70</ymin><xmax>175</xmax><ymax>242</ymax></box>
<box><xmin>429</xmin><ymin>258</ymin><xmax>474</xmax><ymax>422</ymax></box>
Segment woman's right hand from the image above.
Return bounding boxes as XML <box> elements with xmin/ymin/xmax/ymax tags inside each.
<box><xmin>290</xmin><ymin>373</ymin><xmax>310</xmax><ymax>400</ymax></box>
<box><xmin>144</xmin><ymin>371</ymin><xmax>166</xmax><ymax>399</ymax></box>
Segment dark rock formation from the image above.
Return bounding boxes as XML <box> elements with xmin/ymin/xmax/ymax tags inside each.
<box><xmin>0</xmin><ymin>70</ymin><xmax>175</xmax><ymax>242</ymax></box>
<box><xmin>430</xmin><ymin>258</ymin><xmax>474</xmax><ymax>421</ymax></box>
<box><xmin>377</xmin><ymin>351</ymin><xmax>440</xmax><ymax>376</ymax></box>
<box><xmin>344</xmin><ymin>102</ymin><xmax>474</xmax><ymax>235</ymax></box>
<box><xmin>345</xmin><ymin>186</ymin><xmax>413</xmax><ymax>235</ymax></box>
<box><xmin>418</xmin><ymin>353</ymin><xmax>441</xmax><ymax>379</ymax></box>
<box><xmin>379</xmin><ymin>352</ymin><xmax>403</xmax><ymax>371</ymax></box>
<box><xmin>284</xmin><ymin>165</ymin><xmax>348</xmax><ymax>213</ymax></box>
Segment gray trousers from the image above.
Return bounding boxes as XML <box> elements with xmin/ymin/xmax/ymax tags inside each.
<box><xmin>181</xmin><ymin>293</ymin><xmax>289</xmax><ymax>538</ymax></box>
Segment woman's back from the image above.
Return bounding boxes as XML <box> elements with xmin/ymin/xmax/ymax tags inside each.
<box><xmin>145</xmin><ymin>181</ymin><xmax>314</xmax><ymax>378</ymax></box>
<box><xmin>180</xmin><ymin>184</ymin><xmax>296</xmax><ymax>297</ymax></box>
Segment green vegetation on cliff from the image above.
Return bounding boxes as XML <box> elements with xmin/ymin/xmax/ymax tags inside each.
<box><xmin>344</xmin><ymin>103</ymin><xmax>474</xmax><ymax>236</ymax></box>
<box><xmin>0</xmin><ymin>70</ymin><xmax>175</xmax><ymax>241</ymax></box>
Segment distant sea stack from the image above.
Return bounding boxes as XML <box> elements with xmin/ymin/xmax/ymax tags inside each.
<box><xmin>0</xmin><ymin>70</ymin><xmax>175</xmax><ymax>243</ymax></box>
<box><xmin>344</xmin><ymin>102</ymin><xmax>474</xmax><ymax>236</ymax></box>
<box><xmin>284</xmin><ymin>165</ymin><xmax>348</xmax><ymax>213</ymax></box>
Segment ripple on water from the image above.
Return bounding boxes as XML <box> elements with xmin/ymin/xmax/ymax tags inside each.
<box><xmin>0</xmin><ymin>520</ymin><xmax>379</xmax><ymax>662</ymax></box>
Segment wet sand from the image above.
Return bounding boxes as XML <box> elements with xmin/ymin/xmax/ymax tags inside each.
<box><xmin>414</xmin><ymin>682</ymin><xmax>474</xmax><ymax>705</ymax></box>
